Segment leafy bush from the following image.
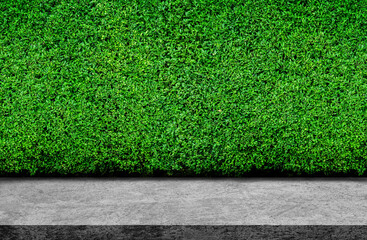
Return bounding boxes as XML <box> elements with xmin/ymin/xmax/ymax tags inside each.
<box><xmin>0</xmin><ymin>0</ymin><xmax>367</xmax><ymax>177</ymax></box>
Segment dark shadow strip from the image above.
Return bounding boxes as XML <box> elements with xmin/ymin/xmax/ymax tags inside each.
<box><xmin>1</xmin><ymin>225</ymin><xmax>366</xmax><ymax>239</ymax></box>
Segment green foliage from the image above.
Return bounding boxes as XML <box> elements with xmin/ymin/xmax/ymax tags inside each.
<box><xmin>0</xmin><ymin>0</ymin><xmax>367</xmax><ymax>177</ymax></box>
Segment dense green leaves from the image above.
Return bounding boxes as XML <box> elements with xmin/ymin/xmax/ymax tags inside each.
<box><xmin>0</xmin><ymin>0</ymin><xmax>367</xmax><ymax>177</ymax></box>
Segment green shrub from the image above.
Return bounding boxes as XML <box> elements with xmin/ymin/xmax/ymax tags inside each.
<box><xmin>0</xmin><ymin>0</ymin><xmax>367</xmax><ymax>177</ymax></box>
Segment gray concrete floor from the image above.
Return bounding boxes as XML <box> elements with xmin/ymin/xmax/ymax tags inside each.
<box><xmin>1</xmin><ymin>177</ymin><xmax>367</xmax><ymax>225</ymax></box>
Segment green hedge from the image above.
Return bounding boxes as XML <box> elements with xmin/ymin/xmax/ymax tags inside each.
<box><xmin>1</xmin><ymin>0</ymin><xmax>367</xmax><ymax>177</ymax></box>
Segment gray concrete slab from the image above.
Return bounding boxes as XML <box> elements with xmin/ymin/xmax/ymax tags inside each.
<box><xmin>1</xmin><ymin>177</ymin><xmax>367</xmax><ymax>225</ymax></box>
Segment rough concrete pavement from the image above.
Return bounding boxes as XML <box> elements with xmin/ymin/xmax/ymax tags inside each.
<box><xmin>1</xmin><ymin>177</ymin><xmax>366</xmax><ymax>225</ymax></box>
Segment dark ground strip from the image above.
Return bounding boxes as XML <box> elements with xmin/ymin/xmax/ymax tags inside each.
<box><xmin>1</xmin><ymin>225</ymin><xmax>367</xmax><ymax>240</ymax></box>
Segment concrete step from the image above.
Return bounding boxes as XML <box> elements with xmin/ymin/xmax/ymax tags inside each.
<box><xmin>1</xmin><ymin>177</ymin><xmax>366</xmax><ymax>225</ymax></box>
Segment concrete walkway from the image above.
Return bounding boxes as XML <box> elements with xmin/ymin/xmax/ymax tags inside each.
<box><xmin>1</xmin><ymin>177</ymin><xmax>366</xmax><ymax>225</ymax></box>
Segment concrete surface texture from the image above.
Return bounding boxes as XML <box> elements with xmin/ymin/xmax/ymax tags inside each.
<box><xmin>0</xmin><ymin>177</ymin><xmax>366</xmax><ymax>225</ymax></box>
